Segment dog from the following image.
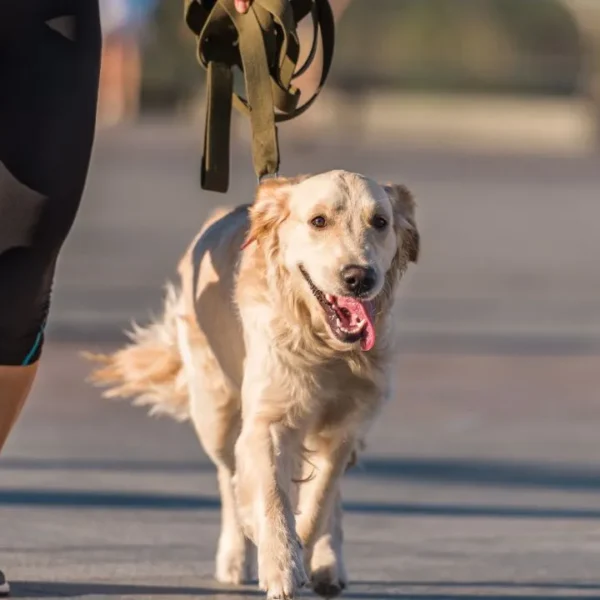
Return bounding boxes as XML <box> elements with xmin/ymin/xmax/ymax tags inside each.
<box><xmin>86</xmin><ymin>170</ymin><xmax>419</xmax><ymax>600</ymax></box>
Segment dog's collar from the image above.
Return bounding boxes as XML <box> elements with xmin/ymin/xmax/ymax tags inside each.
<box><xmin>240</xmin><ymin>236</ymin><xmax>256</xmax><ymax>250</ymax></box>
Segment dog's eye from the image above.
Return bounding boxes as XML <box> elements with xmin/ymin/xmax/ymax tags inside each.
<box><xmin>372</xmin><ymin>215</ymin><xmax>388</xmax><ymax>230</ymax></box>
<box><xmin>311</xmin><ymin>215</ymin><xmax>327</xmax><ymax>229</ymax></box>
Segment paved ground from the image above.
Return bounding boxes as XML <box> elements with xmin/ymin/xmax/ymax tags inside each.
<box><xmin>2</xmin><ymin>345</ymin><xmax>600</xmax><ymax>599</ymax></box>
<box><xmin>1</xmin><ymin>124</ymin><xmax>600</xmax><ymax>599</ymax></box>
<box><xmin>47</xmin><ymin>121</ymin><xmax>600</xmax><ymax>352</ymax></box>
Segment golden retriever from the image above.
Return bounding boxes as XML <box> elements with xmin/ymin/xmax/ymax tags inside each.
<box><xmin>86</xmin><ymin>170</ymin><xmax>419</xmax><ymax>600</ymax></box>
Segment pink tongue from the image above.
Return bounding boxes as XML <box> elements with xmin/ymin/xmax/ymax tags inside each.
<box><xmin>336</xmin><ymin>297</ymin><xmax>376</xmax><ymax>351</ymax></box>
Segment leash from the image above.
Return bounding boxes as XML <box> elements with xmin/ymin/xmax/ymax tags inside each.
<box><xmin>184</xmin><ymin>0</ymin><xmax>335</xmax><ymax>192</ymax></box>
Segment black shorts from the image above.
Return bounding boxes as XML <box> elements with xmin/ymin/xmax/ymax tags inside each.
<box><xmin>0</xmin><ymin>0</ymin><xmax>101</xmax><ymax>365</ymax></box>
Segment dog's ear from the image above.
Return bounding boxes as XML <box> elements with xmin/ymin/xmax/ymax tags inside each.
<box><xmin>382</xmin><ymin>183</ymin><xmax>420</xmax><ymax>263</ymax></box>
<box><xmin>245</xmin><ymin>176</ymin><xmax>303</xmax><ymax>248</ymax></box>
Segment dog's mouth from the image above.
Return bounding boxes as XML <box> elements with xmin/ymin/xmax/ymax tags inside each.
<box><xmin>299</xmin><ymin>266</ymin><xmax>376</xmax><ymax>351</ymax></box>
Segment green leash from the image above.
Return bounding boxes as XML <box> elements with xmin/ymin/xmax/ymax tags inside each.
<box><xmin>185</xmin><ymin>0</ymin><xmax>335</xmax><ymax>192</ymax></box>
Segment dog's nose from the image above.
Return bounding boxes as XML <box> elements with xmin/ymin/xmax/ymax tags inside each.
<box><xmin>341</xmin><ymin>265</ymin><xmax>377</xmax><ymax>296</ymax></box>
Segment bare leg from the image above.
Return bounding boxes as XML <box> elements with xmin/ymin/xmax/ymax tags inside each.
<box><xmin>0</xmin><ymin>364</ymin><xmax>39</xmax><ymax>597</ymax></box>
<box><xmin>0</xmin><ymin>1</ymin><xmax>101</xmax><ymax>595</ymax></box>
<box><xmin>0</xmin><ymin>364</ymin><xmax>38</xmax><ymax>452</ymax></box>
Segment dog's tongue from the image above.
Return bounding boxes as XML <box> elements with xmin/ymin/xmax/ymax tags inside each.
<box><xmin>336</xmin><ymin>297</ymin><xmax>376</xmax><ymax>351</ymax></box>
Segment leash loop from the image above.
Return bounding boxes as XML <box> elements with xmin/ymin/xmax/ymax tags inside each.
<box><xmin>184</xmin><ymin>0</ymin><xmax>335</xmax><ymax>192</ymax></box>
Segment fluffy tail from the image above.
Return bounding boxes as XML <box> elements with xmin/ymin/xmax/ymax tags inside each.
<box><xmin>83</xmin><ymin>284</ymin><xmax>191</xmax><ymax>421</ymax></box>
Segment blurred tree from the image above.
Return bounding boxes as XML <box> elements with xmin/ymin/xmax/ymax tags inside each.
<box><xmin>140</xmin><ymin>0</ymin><xmax>201</xmax><ymax>111</ymax></box>
<box><xmin>335</xmin><ymin>0</ymin><xmax>581</xmax><ymax>94</ymax></box>
<box><xmin>492</xmin><ymin>0</ymin><xmax>581</xmax><ymax>93</ymax></box>
<box><xmin>138</xmin><ymin>0</ymin><xmax>586</xmax><ymax>110</ymax></box>
<box><xmin>562</xmin><ymin>0</ymin><xmax>600</xmax><ymax>147</ymax></box>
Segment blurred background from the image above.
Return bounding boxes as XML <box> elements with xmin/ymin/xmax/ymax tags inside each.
<box><xmin>2</xmin><ymin>1</ymin><xmax>600</xmax><ymax>597</ymax></box>
<box><xmin>52</xmin><ymin>0</ymin><xmax>600</xmax><ymax>348</ymax></box>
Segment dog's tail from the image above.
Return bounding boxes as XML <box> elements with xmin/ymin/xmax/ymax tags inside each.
<box><xmin>83</xmin><ymin>283</ymin><xmax>191</xmax><ymax>421</ymax></box>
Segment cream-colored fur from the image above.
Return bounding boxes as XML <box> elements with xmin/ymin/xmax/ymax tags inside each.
<box><xmin>86</xmin><ymin>170</ymin><xmax>419</xmax><ymax>600</ymax></box>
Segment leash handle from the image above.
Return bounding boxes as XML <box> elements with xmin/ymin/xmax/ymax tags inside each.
<box><xmin>185</xmin><ymin>0</ymin><xmax>335</xmax><ymax>193</ymax></box>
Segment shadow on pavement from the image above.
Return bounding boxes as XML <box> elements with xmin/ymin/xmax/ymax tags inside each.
<box><xmin>11</xmin><ymin>580</ymin><xmax>599</xmax><ymax>599</ymax></box>
<box><xmin>355</xmin><ymin>580</ymin><xmax>600</xmax><ymax>591</ymax></box>
<box><xmin>350</xmin><ymin>457</ymin><xmax>600</xmax><ymax>492</ymax></box>
<box><xmin>1</xmin><ymin>488</ymin><xmax>600</xmax><ymax>520</ymax></box>
<box><xmin>3</xmin><ymin>456</ymin><xmax>600</xmax><ymax>493</ymax></box>
<box><xmin>0</xmin><ymin>457</ymin><xmax>215</xmax><ymax>474</ymax></box>
<box><xmin>344</xmin><ymin>594</ymin><xmax>597</xmax><ymax>600</ymax></box>
<box><xmin>11</xmin><ymin>580</ymin><xmax>259</xmax><ymax>598</ymax></box>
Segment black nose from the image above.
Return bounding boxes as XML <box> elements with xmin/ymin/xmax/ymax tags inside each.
<box><xmin>341</xmin><ymin>265</ymin><xmax>377</xmax><ymax>296</ymax></box>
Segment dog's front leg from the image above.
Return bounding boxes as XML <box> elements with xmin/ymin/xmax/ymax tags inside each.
<box><xmin>308</xmin><ymin>488</ymin><xmax>348</xmax><ymax>598</ymax></box>
<box><xmin>296</xmin><ymin>434</ymin><xmax>354</xmax><ymax>597</ymax></box>
<box><xmin>235</xmin><ymin>416</ymin><xmax>307</xmax><ymax>599</ymax></box>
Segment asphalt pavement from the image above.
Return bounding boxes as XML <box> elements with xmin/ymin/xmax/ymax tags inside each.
<box><xmin>48</xmin><ymin>120</ymin><xmax>600</xmax><ymax>353</ymax></box>
<box><xmin>1</xmin><ymin>122</ymin><xmax>599</xmax><ymax>599</ymax></box>
<box><xmin>2</xmin><ymin>346</ymin><xmax>600</xmax><ymax>599</ymax></box>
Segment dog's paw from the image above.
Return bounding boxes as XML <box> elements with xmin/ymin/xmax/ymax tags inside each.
<box><xmin>308</xmin><ymin>534</ymin><xmax>348</xmax><ymax>598</ymax></box>
<box><xmin>309</xmin><ymin>549</ymin><xmax>348</xmax><ymax>599</ymax></box>
<box><xmin>231</xmin><ymin>473</ymin><xmax>258</xmax><ymax>543</ymax></box>
<box><xmin>215</xmin><ymin>549</ymin><xmax>246</xmax><ymax>585</ymax></box>
<box><xmin>215</xmin><ymin>536</ymin><xmax>254</xmax><ymax>585</ymax></box>
<box><xmin>311</xmin><ymin>565</ymin><xmax>347</xmax><ymax>599</ymax></box>
<box><xmin>259</xmin><ymin>536</ymin><xmax>307</xmax><ymax>599</ymax></box>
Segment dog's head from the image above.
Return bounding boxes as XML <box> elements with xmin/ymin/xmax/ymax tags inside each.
<box><xmin>245</xmin><ymin>170</ymin><xmax>419</xmax><ymax>352</ymax></box>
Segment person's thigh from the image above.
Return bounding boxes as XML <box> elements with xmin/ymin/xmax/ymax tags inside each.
<box><xmin>0</xmin><ymin>0</ymin><xmax>101</xmax><ymax>365</ymax></box>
